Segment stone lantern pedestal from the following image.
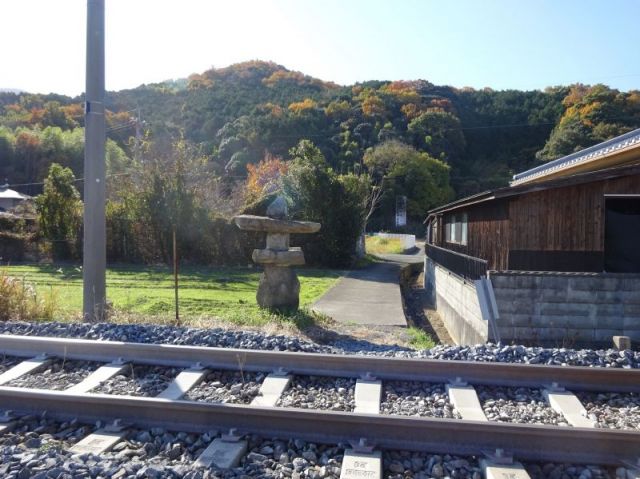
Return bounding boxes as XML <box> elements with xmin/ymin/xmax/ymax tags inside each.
<box><xmin>234</xmin><ymin>198</ymin><xmax>320</xmax><ymax>312</ymax></box>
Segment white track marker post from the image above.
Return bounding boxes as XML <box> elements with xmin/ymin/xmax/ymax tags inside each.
<box><xmin>543</xmin><ymin>383</ymin><xmax>596</xmax><ymax>428</ymax></box>
<box><xmin>82</xmin><ymin>0</ymin><xmax>107</xmax><ymax>322</ymax></box>
<box><xmin>446</xmin><ymin>378</ymin><xmax>488</xmax><ymax>421</ymax></box>
<box><xmin>251</xmin><ymin>369</ymin><xmax>291</xmax><ymax>407</ymax></box>
<box><xmin>481</xmin><ymin>450</ymin><xmax>531</xmax><ymax>479</ymax></box>
<box><xmin>64</xmin><ymin>359</ymin><xmax>127</xmax><ymax>394</ymax></box>
<box><xmin>196</xmin><ymin>430</ymin><xmax>248</xmax><ymax>469</ymax></box>
<box><xmin>0</xmin><ymin>355</ymin><xmax>51</xmax><ymax>386</ymax></box>
<box><xmin>156</xmin><ymin>364</ymin><xmax>208</xmax><ymax>400</ymax></box>
<box><xmin>340</xmin><ymin>439</ymin><xmax>382</xmax><ymax>479</ymax></box>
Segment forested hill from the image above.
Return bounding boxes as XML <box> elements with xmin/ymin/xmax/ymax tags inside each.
<box><xmin>2</xmin><ymin>60</ymin><xmax>639</xmax><ymax>198</ymax></box>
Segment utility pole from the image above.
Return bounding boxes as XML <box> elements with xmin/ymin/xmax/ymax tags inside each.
<box><xmin>83</xmin><ymin>0</ymin><xmax>106</xmax><ymax>321</ymax></box>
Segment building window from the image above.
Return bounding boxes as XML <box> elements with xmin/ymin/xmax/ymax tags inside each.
<box><xmin>445</xmin><ymin>213</ymin><xmax>468</xmax><ymax>246</ymax></box>
<box><xmin>445</xmin><ymin>215</ymin><xmax>454</xmax><ymax>242</ymax></box>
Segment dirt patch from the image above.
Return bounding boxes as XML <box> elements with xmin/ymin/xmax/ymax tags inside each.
<box><xmin>400</xmin><ymin>265</ymin><xmax>453</xmax><ymax>345</ymax></box>
<box><xmin>302</xmin><ymin>321</ymin><xmax>413</xmax><ymax>349</ymax></box>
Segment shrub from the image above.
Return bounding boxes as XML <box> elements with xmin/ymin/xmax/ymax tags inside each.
<box><xmin>35</xmin><ymin>163</ymin><xmax>82</xmax><ymax>260</ymax></box>
<box><xmin>0</xmin><ymin>270</ymin><xmax>58</xmax><ymax>321</ymax></box>
<box><xmin>0</xmin><ymin>231</ymin><xmax>28</xmax><ymax>262</ymax></box>
<box><xmin>284</xmin><ymin>140</ymin><xmax>368</xmax><ymax>268</ymax></box>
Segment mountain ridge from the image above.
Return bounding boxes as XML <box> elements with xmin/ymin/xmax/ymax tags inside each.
<box><xmin>1</xmin><ymin>60</ymin><xmax>639</xmax><ymax>199</ymax></box>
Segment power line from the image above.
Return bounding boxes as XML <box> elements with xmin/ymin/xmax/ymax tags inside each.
<box><xmin>5</xmin><ymin>172</ymin><xmax>130</xmax><ymax>189</ymax></box>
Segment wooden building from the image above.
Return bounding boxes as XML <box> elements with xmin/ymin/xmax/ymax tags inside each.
<box><xmin>426</xmin><ymin>128</ymin><xmax>640</xmax><ymax>274</ymax></box>
<box><xmin>423</xmin><ymin>128</ymin><xmax>640</xmax><ymax>346</ymax></box>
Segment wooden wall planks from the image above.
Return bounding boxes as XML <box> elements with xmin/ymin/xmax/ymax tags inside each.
<box><xmin>432</xmin><ymin>173</ymin><xmax>640</xmax><ymax>271</ymax></box>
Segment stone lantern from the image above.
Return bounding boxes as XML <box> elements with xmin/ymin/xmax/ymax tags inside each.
<box><xmin>233</xmin><ymin>197</ymin><xmax>320</xmax><ymax>311</ymax></box>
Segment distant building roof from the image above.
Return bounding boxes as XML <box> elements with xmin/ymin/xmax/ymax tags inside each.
<box><xmin>511</xmin><ymin>127</ymin><xmax>640</xmax><ymax>186</ymax></box>
<box><xmin>0</xmin><ymin>188</ymin><xmax>30</xmax><ymax>200</ymax></box>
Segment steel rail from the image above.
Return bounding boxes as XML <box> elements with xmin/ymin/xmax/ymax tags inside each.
<box><xmin>0</xmin><ymin>335</ymin><xmax>638</xmax><ymax>392</ymax></box>
<box><xmin>0</xmin><ymin>386</ymin><xmax>638</xmax><ymax>465</ymax></box>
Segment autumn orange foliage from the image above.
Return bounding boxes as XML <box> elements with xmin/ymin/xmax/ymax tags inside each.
<box><xmin>288</xmin><ymin>98</ymin><xmax>318</xmax><ymax>115</ymax></box>
<box><xmin>245</xmin><ymin>155</ymin><xmax>289</xmax><ymax>199</ymax></box>
<box><xmin>361</xmin><ymin>95</ymin><xmax>386</xmax><ymax>117</ymax></box>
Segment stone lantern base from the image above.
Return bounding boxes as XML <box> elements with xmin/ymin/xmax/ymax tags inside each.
<box><xmin>256</xmin><ymin>265</ymin><xmax>301</xmax><ymax>312</ymax></box>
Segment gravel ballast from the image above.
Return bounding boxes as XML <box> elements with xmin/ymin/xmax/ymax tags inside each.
<box><xmin>3</xmin><ymin>359</ymin><xmax>101</xmax><ymax>391</ymax></box>
<box><xmin>576</xmin><ymin>391</ymin><xmax>640</xmax><ymax>430</ymax></box>
<box><xmin>0</xmin><ymin>412</ymin><xmax>623</xmax><ymax>479</ymax></box>
<box><xmin>384</xmin><ymin>451</ymin><xmax>482</xmax><ymax>479</ymax></box>
<box><xmin>184</xmin><ymin>370</ymin><xmax>263</xmax><ymax>404</ymax></box>
<box><xmin>1</xmin><ymin>322</ymin><xmax>638</xmax><ymax>368</ymax></box>
<box><xmin>0</xmin><ymin>414</ymin><xmax>345</xmax><ymax>479</ymax></box>
<box><xmin>525</xmin><ymin>462</ymin><xmax>612</xmax><ymax>479</ymax></box>
<box><xmin>380</xmin><ymin>381</ymin><xmax>459</xmax><ymax>418</ymax></box>
<box><xmin>277</xmin><ymin>376</ymin><xmax>356</xmax><ymax>411</ymax></box>
<box><xmin>0</xmin><ymin>321</ymin><xmax>638</xmax><ymax>477</ymax></box>
<box><xmin>91</xmin><ymin>365</ymin><xmax>180</xmax><ymax>397</ymax></box>
<box><xmin>477</xmin><ymin>386</ymin><xmax>569</xmax><ymax>425</ymax></box>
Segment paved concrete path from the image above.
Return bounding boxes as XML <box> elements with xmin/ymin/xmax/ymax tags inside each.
<box><xmin>312</xmin><ymin>248</ymin><xmax>423</xmax><ymax>327</ymax></box>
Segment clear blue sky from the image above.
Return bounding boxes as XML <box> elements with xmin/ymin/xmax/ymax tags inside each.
<box><xmin>2</xmin><ymin>0</ymin><xmax>639</xmax><ymax>96</ymax></box>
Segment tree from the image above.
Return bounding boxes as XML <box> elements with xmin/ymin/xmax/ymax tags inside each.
<box><xmin>284</xmin><ymin>140</ymin><xmax>368</xmax><ymax>267</ymax></box>
<box><xmin>364</xmin><ymin>140</ymin><xmax>420</xmax><ymax>178</ymax></box>
<box><xmin>245</xmin><ymin>154</ymin><xmax>288</xmax><ymax>201</ymax></box>
<box><xmin>363</xmin><ymin>141</ymin><xmax>454</xmax><ymax>228</ymax></box>
<box><xmin>135</xmin><ymin>138</ymin><xmax>212</xmax><ymax>263</ymax></box>
<box><xmin>537</xmin><ymin>84</ymin><xmax>640</xmax><ymax>161</ymax></box>
<box><xmin>387</xmin><ymin>153</ymin><xmax>453</xmax><ymax>218</ymax></box>
<box><xmin>35</xmin><ymin>163</ymin><xmax>82</xmax><ymax>260</ymax></box>
<box><xmin>407</xmin><ymin>110</ymin><xmax>466</xmax><ymax>164</ymax></box>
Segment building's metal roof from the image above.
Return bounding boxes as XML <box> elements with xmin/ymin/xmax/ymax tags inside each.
<box><xmin>511</xmin><ymin>127</ymin><xmax>640</xmax><ymax>185</ymax></box>
<box><xmin>427</xmin><ymin>162</ymin><xmax>640</xmax><ymax>219</ymax></box>
<box><xmin>0</xmin><ymin>188</ymin><xmax>29</xmax><ymax>200</ymax></box>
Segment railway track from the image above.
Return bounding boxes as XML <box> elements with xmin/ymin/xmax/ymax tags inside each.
<box><xmin>0</xmin><ymin>334</ymin><xmax>638</xmax><ymax>479</ymax></box>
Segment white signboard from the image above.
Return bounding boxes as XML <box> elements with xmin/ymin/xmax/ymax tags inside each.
<box><xmin>395</xmin><ymin>195</ymin><xmax>407</xmax><ymax>227</ymax></box>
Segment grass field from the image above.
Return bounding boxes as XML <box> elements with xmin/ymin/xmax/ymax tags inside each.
<box><xmin>365</xmin><ymin>235</ymin><xmax>405</xmax><ymax>255</ymax></box>
<box><xmin>1</xmin><ymin>264</ymin><xmax>342</xmax><ymax>327</ymax></box>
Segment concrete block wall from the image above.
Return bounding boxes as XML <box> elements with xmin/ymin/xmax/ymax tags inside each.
<box><xmin>425</xmin><ymin>258</ymin><xmax>488</xmax><ymax>344</ymax></box>
<box><xmin>490</xmin><ymin>272</ymin><xmax>640</xmax><ymax>344</ymax></box>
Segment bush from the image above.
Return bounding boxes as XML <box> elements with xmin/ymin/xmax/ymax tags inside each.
<box><xmin>106</xmin><ymin>203</ymin><xmax>259</xmax><ymax>266</ymax></box>
<box><xmin>194</xmin><ymin>215</ymin><xmax>260</xmax><ymax>266</ymax></box>
<box><xmin>0</xmin><ymin>212</ymin><xmax>38</xmax><ymax>262</ymax></box>
<box><xmin>0</xmin><ymin>270</ymin><xmax>58</xmax><ymax>321</ymax></box>
<box><xmin>0</xmin><ymin>231</ymin><xmax>29</xmax><ymax>262</ymax></box>
<box><xmin>35</xmin><ymin>163</ymin><xmax>82</xmax><ymax>260</ymax></box>
<box><xmin>285</xmin><ymin>140</ymin><xmax>368</xmax><ymax>268</ymax></box>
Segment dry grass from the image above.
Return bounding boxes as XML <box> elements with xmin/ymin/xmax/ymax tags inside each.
<box><xmin>365</xmin><ymin>235</ymin><xmax>405</xmax><ymax>255</ymax></box>
<box><xmin>0</xmin><ymin>269</ymin><xmax>59</xmax><ymax>322</ymax></box>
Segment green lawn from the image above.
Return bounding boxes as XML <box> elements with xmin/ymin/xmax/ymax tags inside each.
<box><xmin>1</xmin><ymin>264</ymin><xmax>341</xmax><ymax>326</ymax></box>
